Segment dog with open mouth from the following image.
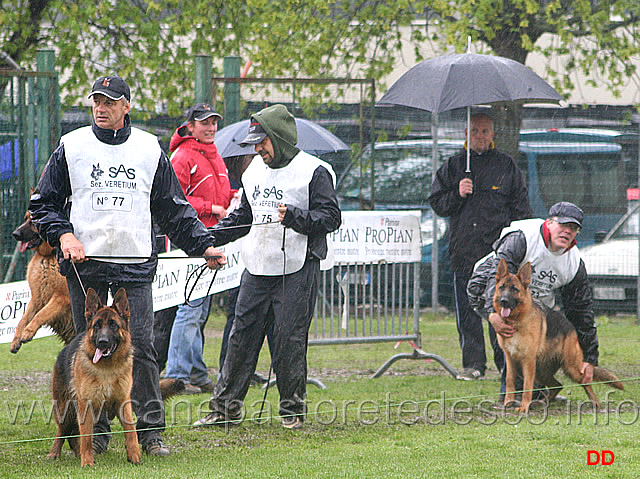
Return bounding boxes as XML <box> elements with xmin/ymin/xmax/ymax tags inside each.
<box><xmin>493</xmin><ymin>258</ymin><xmax>624</xmax><ymax>413</ymax></box>
<box><xmin>48</xmin><ymin>287</ymin><xmax>141</xmax><ymax>467</ymax></box>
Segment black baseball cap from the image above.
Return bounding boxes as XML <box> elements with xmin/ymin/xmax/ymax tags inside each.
<box><xmin>187</xmin><ymin>103</ymin><xmax>222</xmax><ymax>122</ymax></box>
<box><xmin>239</xmin><ymin>121</ymin><xmax>267</xmax><ymax>146</ymax></box>
<box><xmin>548</xmin><ymin>202</ymin><xmax>584</xmax><ymax>227</ymax></box>
<box><xmin>88</xmin><ymin>75</ymin><xmax>131</xmax><ymax>102</ymax></box>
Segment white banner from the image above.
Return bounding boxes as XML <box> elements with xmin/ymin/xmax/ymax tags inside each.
<box><xmin>0</xmin><ymin>211</ymin><xmax>422</xmax><ymax>344</ymax></box>
<box><xmin>331</xmin><ymin>210</ymin><xmax>422</xmax><ymax>263</ymax></box>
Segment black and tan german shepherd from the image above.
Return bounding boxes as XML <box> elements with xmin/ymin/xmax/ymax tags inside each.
<box><xmin>47</xmin><ymin>288</ymin><xmax>140</xmax><ymax>467</ymax></box>
<box><xmin>493</xmin><ymin>258</ymin><xmax>623</xmax><ymax>413</ymax></box>
<box><xmin>12</xmin><ymin>208</ymin><xmax>184</xmax><ymax>399</ymax></box>
<box><xmin>11</xmin><ymin>210</ymin><xmax>74</xmax><ymax>353</ymax></box>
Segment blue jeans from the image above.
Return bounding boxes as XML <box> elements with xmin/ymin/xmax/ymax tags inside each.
<box><xmin>165</xmin><ymin>296</ymin><xmax>212</xmax><ymax>386</ymax></box>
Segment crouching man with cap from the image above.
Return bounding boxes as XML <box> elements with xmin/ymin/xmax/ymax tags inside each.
<box><xmin>467</xmin><ymin>202</ymin><xmax>600</xmax><ymax>401</ymax></box>
<box><xmin>30</xmin><ymin>74</ymin><xmax>226</xmax><ymax>456</ymax></box>
<box><xmin>194</xmin><ymin>104</ymin><xmax>341</xmax><ymax>429</ymax></box>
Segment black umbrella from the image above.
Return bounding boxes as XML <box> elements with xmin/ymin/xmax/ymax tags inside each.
<box><xmin>378</xmin><ymin>53</ymin><xmax>562</xmax><ymax>171</ymax></box>
<box><xmin>215</xmin><ymin>118</ymin><xmax>350</xmax><ymax>158</ymax></box>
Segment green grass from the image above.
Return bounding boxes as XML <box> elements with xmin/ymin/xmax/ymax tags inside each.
<box><xmin>0</xmin><ymin>309</ymin><xmax>638</xmax><ymax>478</ymax></box>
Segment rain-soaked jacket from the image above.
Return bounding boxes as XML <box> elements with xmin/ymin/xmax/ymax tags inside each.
<box><xmin>466</xmin><ymin>220</ymin><xmax>599</xmax><ymax>365</ymax></box>
<box><xmin>29</xmin><ymin>115</ymin><xmax>214</xmax><ymax>282</ymax></box>
<box><xmin>210</xmin><ymin>105</ymin><xmax>341</xmax><ymax>260</ymax></box>
<box><xmin>169</xmin><ymin>125</ymin><xmax>233</xmax><ymax>227</ymax></box>
<box><xmin>428</xmin><ymin>146</ymin><xmax>531</xmax><ymax>275</ymax></box>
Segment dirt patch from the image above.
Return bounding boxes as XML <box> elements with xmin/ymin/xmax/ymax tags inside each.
<box><xmin>0</xmin><ymin>371</ymin><xmax>52</xmax><ymax>392</ymax></box>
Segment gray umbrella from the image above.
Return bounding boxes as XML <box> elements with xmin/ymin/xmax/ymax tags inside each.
<box><xmin>378</xmin><ymin>52</ymin><xmax>562</xmax><ymax>171</ymax></box>
<box><xmin>379</xmin><ymin>52</ymin><xmax>561</xmax><ymax>113</ymax></box>
<box><xmin>378</xmin><ymin>52</ymin><xmax>562</xmax><ymax>309</ymax></box>
<box><xmin>215</xmin><ymin>118</ymin><xmax>350</xmax><ymax>158</ymax></box>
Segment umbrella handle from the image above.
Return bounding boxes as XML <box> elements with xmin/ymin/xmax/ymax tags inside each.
<box><xmin>466</xmin><ymin>106</ymin><xmax>471</xmax><ymax>173</ymax></box>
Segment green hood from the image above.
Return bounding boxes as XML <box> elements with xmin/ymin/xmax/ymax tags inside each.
<box><xmin>252</xmin><ymin>104</ymin><xmax>299</xmax><ymax>168</ymax></box>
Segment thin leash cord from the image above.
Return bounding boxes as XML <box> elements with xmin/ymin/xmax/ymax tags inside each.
<box><xmin>258</xmin><ymin>227</ymin><xmax>286</xmax><ymax>420</ymax></box>
<box><xmin>68</xmin><ymin>219</ymin><xmax>269</xmax><ymax>303</ymax></box>
<box><xmin>71</xmin><ymin>262</ymin><xmax>87</xmax><ymax>299</ymax></box>
<box><xmin>184</xmin><ymin>263</ymin><xmax>218</xmax><ymax>307</ymax></box>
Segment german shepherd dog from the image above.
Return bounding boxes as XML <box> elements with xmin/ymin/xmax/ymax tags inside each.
<box><xmin>493</xmin><ymin>258</ymin><xmax>623</xmax><ymax>413</ymax></box>
<box><xmin>47</xmin><ymin>288</ymin><xmax>141</xmax><ymax>467</ymax></box>
<box><xmin>12</xmin><ymin>209</ymin><xmax>185</xmax><ymax>398</ymax></box>
<box><xmin>11</xmin><ymin>210</ymin><xmax>75</xmax><ymax>353</ymax></box>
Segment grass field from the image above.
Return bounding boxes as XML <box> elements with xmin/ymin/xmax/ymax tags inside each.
<box><xmin>0</xmin><ymin>309</ymin><xmax>638</xmax><ymax>478</ymax></box>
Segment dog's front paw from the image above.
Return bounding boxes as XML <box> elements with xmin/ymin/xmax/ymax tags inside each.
<box><xmin>9</xmin><ymin>339</ymin><xmax>23</xmax><ymax>354</ymax></box>
<box><xmin>128</xmin><ymin>451</ymin><xmax>142</xmax><ymax>465</ymax></box>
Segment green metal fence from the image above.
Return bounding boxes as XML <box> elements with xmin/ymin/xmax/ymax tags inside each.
<box><xmin>0</xmin><ymin>51</ymin><xmax>60</xmax><ymax>282</ymax></box>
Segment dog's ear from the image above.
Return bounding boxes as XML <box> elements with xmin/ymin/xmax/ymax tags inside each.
<box><xmin>85</xmin><ymin>288</ymin><xmax>103</xmax><ymax>320</ymax></box>
<box><xmin>518</xmin><ymin>262</ymin><xmax>532</xmax><ymax>288</ymax></box>
<box><xmin>496</xmin><ymin>258</ymin><xmax>508</xmax><ymax>281</ymax></box>
<box><xmin>112</xmin><ymin>288</ymin><xmax>130</xmax><ymax>322</ymax></box>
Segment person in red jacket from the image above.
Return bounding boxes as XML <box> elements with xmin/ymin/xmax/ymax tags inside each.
<box><xmin>169</xmin><ymin>104</ymin><xmax>232</xmax><ymax>226</ymax></box>
<box><xmin>164</xmin><ymin>103</ymin><xmax>233</xmax><ymax>394</ymax></box>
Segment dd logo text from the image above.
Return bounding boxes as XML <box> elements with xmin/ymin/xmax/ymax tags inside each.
<box><xmin>587</xmin><ymin>450</ymin><xmax>615</xmax><ymax>465</ymax></box>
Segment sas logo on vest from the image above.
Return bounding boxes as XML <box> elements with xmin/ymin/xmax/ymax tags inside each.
<box><xmin>252</xmin><ymin>185</ymin><xmax>283</xmax><ymax>200</ymax></box>
<box><xmin>109</xmin><ymin>164</ymin><xmax>136</xmax><ymax>179</ymax></box>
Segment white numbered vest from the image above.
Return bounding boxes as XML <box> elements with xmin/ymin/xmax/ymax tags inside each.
<box><xmin>63</xmin><ymin>126</ymin><xmax>160</xmax><ymax>264</ymax></box>
<box><xmin>241</xmin><ymin>151</ymin><xmax>335</xmax><ymax>275</ymax></box>
<box><xmin>500</xmin><ymin>218</ymin><xmax>581</xmax><ymax>308</ymax></box>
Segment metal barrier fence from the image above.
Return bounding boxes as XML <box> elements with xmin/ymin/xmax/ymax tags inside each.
<box><xmin>310</xmin><ymin>260</ymin><xmax>457</xmax><ymax>379</ymax></box>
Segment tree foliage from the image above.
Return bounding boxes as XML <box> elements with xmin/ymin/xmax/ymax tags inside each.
<box><xmin>2</xmin><ymin>0</ymin><xmax>640</xmax><ymax>122</ymax></box>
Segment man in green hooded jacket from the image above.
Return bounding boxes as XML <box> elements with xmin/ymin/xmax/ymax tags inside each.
<box><xmin>194</xmin><ymin>104</ymin><xmax>342</xmax><ymax>429</ymax></box>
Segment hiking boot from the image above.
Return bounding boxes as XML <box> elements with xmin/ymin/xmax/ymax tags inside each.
<box><xmin>197</xmin><ymin>381</ymin><xmax>216</xmax><ymax>393</ymax></box>
<box><xmin>193</xmin><ymin>411</ymin><xmax>240</xmax><ymax>428</ymax></box>
<box><xmin>250</xmin><ymin>373</ymin><xmax>269</xmax><ymax>386</ymax></box>
<box><xmin>182</xmin><ymin>383</ymin><xmax>203</xmax><ymax>395</ymax></box>
<box><xmin>282</xmin><ymin>416</ymin><xmax>304</xmax><ymax>430</ymax></box>
<box><xmin>456</xmin><ymin>368</ymin><xmax>484</xmax><ymax>381</ymax></box>
<box><xmin>142</xmin><ymin>437</ymin><xmax>170</xmax><ymax>456</ymax></box>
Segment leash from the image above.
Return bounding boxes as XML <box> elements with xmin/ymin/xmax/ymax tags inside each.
<box><xmin>183</xmin><ymin>263</ymin><xmax>219</xmax><ymax>307</ymax></box>
<box><xmin>257</xmin><ymin>226</ymin><xmax>287</xmax><ymax>420</ymax></box>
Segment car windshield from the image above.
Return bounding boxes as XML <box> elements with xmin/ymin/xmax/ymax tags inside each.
<box><xmin>337</xmin><ymin>140</ymin><xmax>461</xmax><ymax>207</ymax></box>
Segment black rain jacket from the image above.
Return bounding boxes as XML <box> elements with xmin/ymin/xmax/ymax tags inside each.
<box><xmin>29</xmin><ymin>115</ymin><xmax>215</xmax><ymax>282</ymax></box>
<box><xmin>210</xmin><ymin>107</ymin><xmax>341</xmax><ymax>260</ymax></box>
<box><xmin>428</xmin><ymin>147</ymin><xmax>532</xmax><ymax>275</ymax></box>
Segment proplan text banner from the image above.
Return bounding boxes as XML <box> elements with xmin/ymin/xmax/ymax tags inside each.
<box><xmin>330</xmin><ymin>210</ymin><xmax>422</xmax><ymax>263</ymax></box>
<box><xmin>0</xmin><ymin>211</ymin><xmax>422</xmax><ymax>343</ymax></box>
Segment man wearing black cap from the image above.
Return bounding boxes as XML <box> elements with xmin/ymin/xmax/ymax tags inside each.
<box><xmin>193</xmin><ymin>104</ymin><xmax>341</xmax><ymax>429</ymax></box>
<box><xmin>29</xmin><ymin>75</ymin><xmax>226</xmax><ymax>456</ymax></box>
<box><xmin>467</xmin><ymin>201</ymin><xmax>599</xmax><ymax>400</ymax></box>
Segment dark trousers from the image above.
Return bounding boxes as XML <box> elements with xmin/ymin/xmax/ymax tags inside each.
<box><xmin>67</xmin><ymin>275</ymin><xmax>164</xmax><ymax>443</ymax></box>
<box><xmin>220</xmin><ymin>286</ymin><xmax>273</xmax><ymax>372</ymax></box>
<box><xmin>210</xmin><ymin>259</ymin><xmax>319</xmax><ymax>420</ymax></box>
<box><xmin>454</xmin><ymin>271</ymin><xmax>504</xmax><ymax>374</ymax></box>
<box><xmin>153</xmin><ymin>306</ymin><xmax>178</xmax><ymax>373</ymax></box>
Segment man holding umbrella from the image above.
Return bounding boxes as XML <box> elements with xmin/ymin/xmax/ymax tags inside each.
<box><xmin>428</xmin><ymin>113</ymin><xmax>531</xmax><ymax>380</ymax></box>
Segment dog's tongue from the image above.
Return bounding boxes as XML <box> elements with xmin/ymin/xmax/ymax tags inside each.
<box><xmin>18</xmin><ymin>241</ymin><xmax>28</xmax><ymax>253</ymax></box>
<box><xmin>501</xmin><ymin>307</ymin><xmax>511</xmax><ymax>318</ymax></box>
<box><xmin>93</xmin><ymin>348</ymin><xmax>104</xmax><ymax>364</ymax></box>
